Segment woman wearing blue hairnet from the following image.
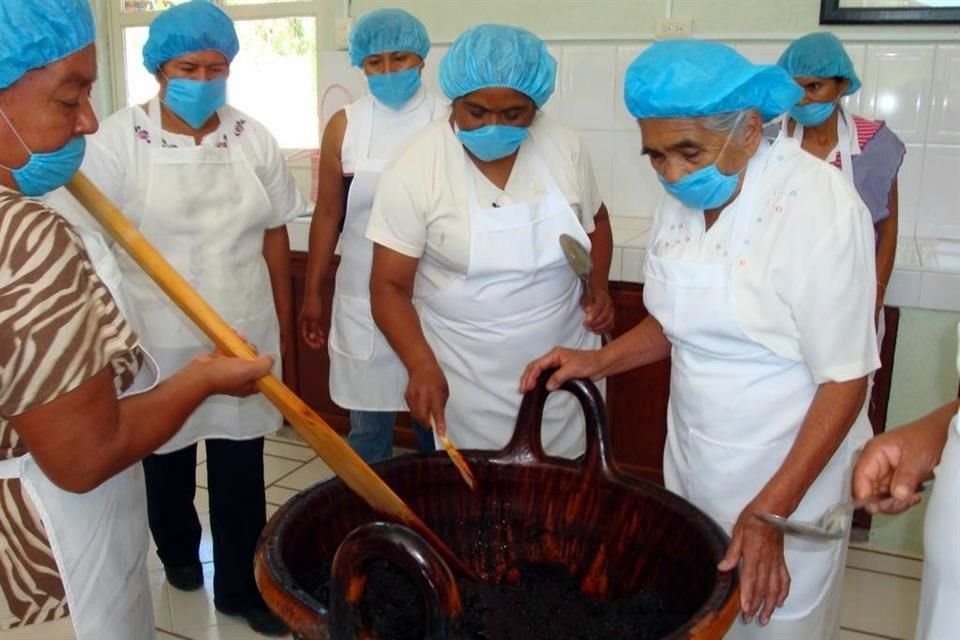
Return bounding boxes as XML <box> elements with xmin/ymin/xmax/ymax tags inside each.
<box><xmin>776</xmin><ymin>32</ymin><xmax>904</xmax><ymax>333</ymax></box>
<box><xmin>47</xmin><ymin>1</ymin><xmax>305</xmax><ymax>635</ymax></box>
<box><xmin>523</xmin><ymin>41</ymin><xmax>879</xmax><ymax>639</ymax></box>
<box><xmin>299</xmin><ymin>8</ymin><xmax>442</xmax><ymax>463</ymax></box>
<box><xmin>368</xmin><ymin>25</ymin><xmax>614</xmax><ymax>458</ymax></box>
<box><xmin>0</xmin><ymin>1</ymin><xmax>273</xmax><ymax>638</ymax></box>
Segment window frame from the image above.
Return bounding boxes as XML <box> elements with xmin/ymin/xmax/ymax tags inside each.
<box><xmin>107</xmin><ymin>0</ymin><xmax>326</xmax><ymax>154</ymax></box>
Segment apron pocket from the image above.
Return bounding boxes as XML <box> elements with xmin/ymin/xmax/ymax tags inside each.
<box><xmin>330</xmin><ymin>295</ymin><xmax>375</xmax><ymax>360</ymax></box>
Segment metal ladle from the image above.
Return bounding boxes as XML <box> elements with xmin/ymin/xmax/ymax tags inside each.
<box><xmin>756</xmin><ymin>483</ymin><xmax>928</xmax><ymax>541</ymax></box>
<box><xmin>558</xmin><ymin>234</ymin><xmax>613</xmax><ymax>345</ymax></box>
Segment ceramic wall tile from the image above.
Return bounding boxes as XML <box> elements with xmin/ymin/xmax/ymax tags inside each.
<box><xmin>928</xmin><ymin>45</ymin><xmax>960</xmax><ymax>145</ymax></box>
<box><xmin>861</xmin><ymin>45</ymin><xmax>935</xmax><ymax>144</ymax></box>
<box><xmin>917</xmin><ymin>145</ymin><xmax>960</xmax><ymax>239</ymax></box>
<box><xmin>559</xmin><ymin>45</ymin><xmax>617</xmax><ymax>130</ymax></box>
<box><xmin>579</xmin><ymin>130</ymin><xmax>615</xmax><ymax>213</ymax></box>
<box><xmin>611</xmin><ymin>131</ymin><xmax>660</xmax><ymax>217</ymax></box>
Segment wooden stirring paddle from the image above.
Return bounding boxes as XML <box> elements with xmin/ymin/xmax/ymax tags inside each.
<box><xmin>66</xmin><ymin>172</ymin><xmax>477</xmax><ymax>581</ymax></box>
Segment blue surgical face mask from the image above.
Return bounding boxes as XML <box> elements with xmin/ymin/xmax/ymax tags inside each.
<box><xmin>790</xmin><ymin>101</ymin><xmax>836</xmax><ymax>127</ymax></box>
<box><xmin>368</xmin><ymin>67</ymin><xmax>422</xmax><ymax>110</ymax></box>
<box><xmin>455</xmin><ymin>123</ymin><xmax>529</xmax><ymax>162</ymax></box>
<box><xmin>0</xmin><ymin>108</ymin><xmax>86</xmax><ymax>197</ymax></box>
<box><xmin>162</xmin><ymin>75</ymin><xmax>227</xmax><ymax>129</ymax></box>
<box><xmin>657</xmin><ymin>115</ymin><xmax>745</xmax><ymax>211</ymax></box>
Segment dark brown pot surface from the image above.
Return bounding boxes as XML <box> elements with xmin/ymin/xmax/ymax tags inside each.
<box><xmin>255</xmin><ymin>375</ymin><xmax>740</xmax><ymax>639</ymax></box>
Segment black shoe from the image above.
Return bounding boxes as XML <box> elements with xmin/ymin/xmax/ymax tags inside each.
<box><xmin>163</xmin><ymin>564</ymin><xmax>204</xmax><ymax>591</ymax></box>
<box><xmin>216</xmin><ymin>603</ymin><xmax>289</xmax><ymax>636</ymax></box>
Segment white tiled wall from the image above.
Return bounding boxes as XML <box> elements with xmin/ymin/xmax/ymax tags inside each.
<box><xmin>313</xmin><ymin>37</ymin><xmax>960</xmax><ymax>309</ymax></box>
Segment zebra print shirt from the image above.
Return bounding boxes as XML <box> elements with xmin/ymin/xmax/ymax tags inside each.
<box><xmin>0</xmin><ymin>186</ymin><xmax>140</xmax><ymax>629</ymax></box>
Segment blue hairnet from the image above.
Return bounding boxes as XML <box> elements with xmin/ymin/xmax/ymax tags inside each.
<box><xmin>348</xmin><ymin>9</ymin><xmax>430</xmax><ymax>68</ymax></box>
<box><xmin>778</xmin><ymin>32</ymin><xmax>861</xmax><ymax>95</ymax></box>
<box><xmin>142</xmin><ymin>0</ymin><xmax>239</xmax><ymax>73</ymax></box>
<box><xmin>624</xmin><ymin>41</ymin><xmax>803</xmax><ymax>123</ymax></box>
<box><xmin>0</xmin><ymin>0</ymin><xmax>95</xmax><ymax>90</ymax></box>
<box><xmin>439</xmin><ymin>25</ymin><xmax>556</xmax><ymax>108</ymax></box>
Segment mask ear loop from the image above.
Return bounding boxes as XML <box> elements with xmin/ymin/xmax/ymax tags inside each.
<box><xmin>0</xmin><ymin>107</ymin><xmax>33</xmax><ymax>171</ymax></box>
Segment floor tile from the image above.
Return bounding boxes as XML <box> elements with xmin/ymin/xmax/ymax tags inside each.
<box><xmin>167</xmin><ymin>564</ymin><xmax>218</xmax><ymax>634</ymax></box>
<box><xmin>196</xmin><ymin>441</ymin><xmax>206</xmax><ymax>465</ymax></box>
<box><xmin>838</xmin><ymin>629</ymin><xmax>893</xmax><ymax>639</ymax></box>
<box><xmin>841</xmin><ymin>566</ymin><xmax>920</xmax><ymax>639</ymax></box>
<box><xmin>156</xmin><ymin>631</ymin><xmax>185</xmax><ymax>639</ymax></box>
<box><xmin>148</xmin><ymin>568</ymin><xmax>174</xmax><ymax>630</ymax></box>
<box><xmin>265</xmin><ymin>485</ymin><xmax>300</xmax><ymax>507</ymax></box>
<box><xmin>264</xmin><ymin>439</ymin><xmax>316</xmax><ymax>462</ymax></box>
<box><xmin>176</xmin><ymin>613</ymin><xmax>291</xmax><ymax>639</ymax></box>
<box><xmin>194</xmin><ymin>487</ymin><xmax>209</xmax><ymax>514</ymax></box>
<box><xmin>196</xmin><ymin>462</ymin><xmax>207</xmax><ymax>489</ymax></box>
<box><xmin>272</xmin><ymin>458</ymin><xmax>334</xmax><ymax>491</ymax></box>
<box><xmin>847</xmin><ymin>546</ymin><xmax>924</xmax><ymax>580</ymax></box>
<box><xmin>263</xmin><ymin>456</ymin><xmax>304</xmax><ymax>486</ymax></box>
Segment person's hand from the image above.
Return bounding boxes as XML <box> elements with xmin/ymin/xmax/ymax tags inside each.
<box><xmin>405</xmin><ymin>361</ymin><xmax>449</xmax><ymax>437</ymax></box>
<box><xmin>190</xmin><ymin>350</ymin><xmax>274</xmax><ymax>397</ymax></box>
<box><xmin>299</xmin><ymin>295</ymin><xmax>326</xmax><ymax>349</ymax></box>
<box><xmin>852</xmin><ymin>422</ymin><xmax>943</xmax><ymax>515</ymax></box>
<box><xmin>582</xmin><ymin>288</ymin><xmax>615</xmax><ymax>335</ymax></box>
<box><xmin>718</xmin><ymin>499</ymin><xmax>791</xmax><ymax>626</ymax></box>
<box><xmin>519</xmin><ymin>347</ymin><xmax>606</xmax><ymax>393</ymax></box>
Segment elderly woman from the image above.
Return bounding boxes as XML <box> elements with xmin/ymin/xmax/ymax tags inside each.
<box><xmin>523</xmin><ymin>41</ymin><xmax>879</xmax><ymax>639</ymax></box>
<box><xmin>300</xmin><ymin>8</ymin><xmax>443</xmax><ymax>463</ymax></box>
<box><xmin>368</xmin><ymin>24</ymin><xmax>614</xmax><ymax>458</ymax></box>
<box><xmin>0</xmin><ymin>1</ymin><xmax>272</xmax><ymax>638</ymax></box>
<box><xmin>777</xmin><ymin>32</ymin><xmax>905</xmax><ymax>324</ymax></box>
<box><xmin>47</xmin><ymin>1</ymin><xmax>306</xmax><ymax>634</ymax></box>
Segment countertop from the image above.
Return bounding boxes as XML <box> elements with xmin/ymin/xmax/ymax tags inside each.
<box><xmin>287</xmin><ymin>215</ymin><xmax>960</xmax><ymax>313</ymax></box>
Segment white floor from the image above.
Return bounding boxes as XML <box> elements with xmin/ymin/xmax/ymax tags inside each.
<box><xmin>6</xmin><ymin>426</ymin><xmax>928</xmax><ymax>639</ymax></box>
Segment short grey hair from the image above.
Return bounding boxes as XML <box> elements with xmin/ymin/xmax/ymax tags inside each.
<box><xmin>701</xmin><ymin>109</ymin><xmax>759</xmax><ymax>134</ymax></box>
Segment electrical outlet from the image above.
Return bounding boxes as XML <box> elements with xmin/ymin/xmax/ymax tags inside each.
<box><xmin>655</xmin><ymin>17</ymin><xmax>692</xmax><ymax>40</ymax></box>
<box><xmin>335</xmin><ymin>17</ymin><xmax>353</xmax><ymax>50</ymax></box>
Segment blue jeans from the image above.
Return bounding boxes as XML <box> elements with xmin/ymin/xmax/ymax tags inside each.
<box><xmin>347</xmin><ymin>411</ymin><xmax>435</xmax><ymax>463</ymax></box>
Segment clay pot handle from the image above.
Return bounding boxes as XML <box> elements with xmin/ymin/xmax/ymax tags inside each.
<box><xmin>500</xmin><ymin>370</ymin><xmax>616</xmax><ymax>476</ymax></box>
<box><xmin>329</xmin><ymin>523</ymin><xmax>463</xmax><ymax>640</ymax></box>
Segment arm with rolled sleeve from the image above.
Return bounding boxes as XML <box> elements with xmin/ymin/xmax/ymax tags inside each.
<box><xmin>719</xmin><ymin>181</ymin><xmax>880</xmax><ymax>624</ymax></box>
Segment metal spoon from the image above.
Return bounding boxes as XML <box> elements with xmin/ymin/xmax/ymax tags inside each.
<box><xmin>558</xmin><ymin>234</ymin><xmax>613</xmax><ymax>345</ymax></box>
<box><xmin>756</xmin><ymin>483</ymin><xmax>928</xmax><ymax>541</ymax></box>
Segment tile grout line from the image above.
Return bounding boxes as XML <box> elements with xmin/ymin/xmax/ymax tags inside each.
<box><xmin>155</xmin><ymin>627</ymin><xmax>194</xmax><ymax>640</ymax></box>
<box><xmin>839</xmin><ymin>625</ymin><xmax>906</xmax><ymax>640</ymax></box>
<box><xmin>265</xmin><ymin>458</ymin><xmax>315</xmax><ymax>489</ymax></box>
<box><xmin>849</xmin><ymin>544</ymin><xmax>924</xmax><ymax>562</ymax></box>
<box><xmin>845</xmin><ymin>565</ymin><xmax>922</xmax><ymax>583</ymax></box>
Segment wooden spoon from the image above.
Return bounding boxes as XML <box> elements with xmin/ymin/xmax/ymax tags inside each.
<box><xmin>65</xmin><ymin>172</ymin><xmax>477</xmax><ymax>581</ymax></box>
<box><xmin>430</xmin><ymin>414</ymin><xmax>477</xmax><ymax>491</ymax></box>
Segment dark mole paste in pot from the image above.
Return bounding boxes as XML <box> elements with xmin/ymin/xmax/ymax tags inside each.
<box><xmin>307</xmin><ymin>560</ymin><xmax>690</xmax><ymax>640</ymax></box>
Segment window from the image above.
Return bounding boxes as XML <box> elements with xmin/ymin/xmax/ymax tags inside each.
<box><xmin>111</xmin><ymin>0</ymin><xmax>321</xmax><ymax>150</ymax></box>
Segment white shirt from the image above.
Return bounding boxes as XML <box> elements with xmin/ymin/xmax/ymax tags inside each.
<box><xmin>48</xmin><ymin>103</ymin><xmax>307</xmax><ymax>232</ymax></box>
<box><xmin>340</xmin><ymin>87</ymin><xmax>449</xmax><ymax>173</ymax></box>
<box><xmin>366</xmin><ymin>114</ymin><xmax>603</xmax><ymax>293</ymax></box>
<box><xmin>648</xmin><ymin>136</ymin><xmax>879</xmax><ymax>384</ymax></box>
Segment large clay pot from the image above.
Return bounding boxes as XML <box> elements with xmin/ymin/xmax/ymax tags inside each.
<box><xmin>255</xmin><ymin>374</ymin><xmax>740</xmax><ymax>639</ymax></box>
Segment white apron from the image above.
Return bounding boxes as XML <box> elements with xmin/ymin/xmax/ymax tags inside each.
<box><xmin>329</xmin><ymin>93</ymin><xmax>437</xmax><ymax>410</ymax></box>
<box><xmin>0</xmin><ymin>234</ymin><xmax>160</xmax><ymax>639</ymax></box>
<box><xmin>644</xmin><ymin>144</ymin><xmax>863</xmax><ymax>638</ymax></box>
<box><xmin>915</xmin><ymin>330</ymin><xmax>960</xmax><ymax>640</ymax></box>
<box><xmin>781</xmin><ymin>106</ymin><xmax>854</xmax><ymax>184</ymax></box>
<box><xmin>118</xmin><ymin>98</ymin><xmax>282</xmax><ymax>454</ymax></box>
<box><xmin>416</xmin><ymin>143</ymin><xmax>602</xmax><ymax>458</ymax></box>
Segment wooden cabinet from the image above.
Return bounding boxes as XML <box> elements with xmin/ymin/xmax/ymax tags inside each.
<box><xmin>287</xmin><ymin>252</ymin><xmax>897</xmax><ymax>488</ymax></box>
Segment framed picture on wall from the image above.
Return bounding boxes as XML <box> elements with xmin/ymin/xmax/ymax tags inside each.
<box><xmin>821</xmin><ymin>0</ymin><xmax>960</xmax><ymax>24</ymax></box>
